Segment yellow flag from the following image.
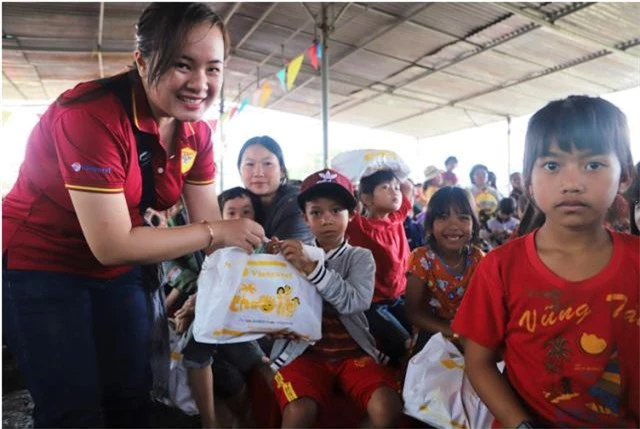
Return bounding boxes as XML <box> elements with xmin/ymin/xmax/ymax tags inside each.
<box><xmin>286</xmin><ymin>54</ymin><xmax>304</xmax><ymax>90</ymax></box>
<box><xmin>258</xmin><ymin>81</ymin><xmax>272</xmax><ymax>107</ymax></box>
<box><xmin>2</xmin><ymin>111</ymin><xmax>12</xmax><ymax>126</ymax></box>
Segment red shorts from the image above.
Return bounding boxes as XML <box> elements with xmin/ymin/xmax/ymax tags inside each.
<box><xmin>273</xmin><ymin>354</ymin><xmax>399</xmax><ymax>413</ymax></box>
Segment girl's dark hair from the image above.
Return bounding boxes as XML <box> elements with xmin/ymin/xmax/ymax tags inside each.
<box><xmin>469</xmin><ymin>164</ymin><xmax>488</xmax><ymax>185</ymax></box>
<box><xmin>136</xmin><ymin>2</ymin><xmax>230</xmax><ymax>88</ymax></box>
<box><xmin>218</xmin><ymin>186</ymin><xmax>263</xmax><ymax>224</ymax></box>
<box><xmin>514</xmin><ymin>197</ymin><xmax>545</xmax><ymax>237</ymax></box>
<box><xmin>237</xmin><ymin>136</ymin><xmax>289</xmax><ymax>183</ymax></box>
<box><xmin>445</xmin><ymin>156</ymin><xmax>458</xmax><ymax>166</ymax></box>
<box><xmin>626</xmin><ymin>162</ymin><xmax>640</xmax><ymax>235</ymax></box>
<box><xmin>523</xmin><ymin>95</ymin><xmax>633</xmax><ymax>190</ymax></box>
<box><xmin>424</xmin><ymin>186</ymin><xmax>480</xmax><ymax>247</ymax></box>
<box><xmin>359</xmin><ymin>169</ymin><xmax>398</xmax><ymax>195</ymax></box>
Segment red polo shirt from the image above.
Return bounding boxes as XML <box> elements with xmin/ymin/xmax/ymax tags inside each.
<box><xmin>2</xmin><ymin>75</ymin><xmax>215</xmax><ymax>279</ymax></box>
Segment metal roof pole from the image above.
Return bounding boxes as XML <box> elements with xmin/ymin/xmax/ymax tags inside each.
<box><xmin>97</xmin><ymin>2</ymin><xmax>105</xmax><ymax>78</ymax></box>
<box><xmin>321</xmin><ymin>3</ymin><xmax>330</xmax><ymax>168</ymax></box>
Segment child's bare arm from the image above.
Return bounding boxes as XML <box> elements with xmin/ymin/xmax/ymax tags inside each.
<box><xmin>465</xmin><ymin>339</ymin><xmax>535</xmax><ymax>428</ymax></box>
<box><xmin>405</xmin><ymin>274</ymin><xmax>455</xmax><ymax>337</ymax></box>
<box><xmin>400</xmin><ymin>179</ymin><xmax>413</xmax><ymax>200</ymax></box>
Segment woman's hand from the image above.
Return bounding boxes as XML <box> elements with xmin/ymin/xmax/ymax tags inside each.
<box><xmin>210</xmin><ymin>218</ymin><xmax>266</xmax><ymax>253</ymax></box>
<box><xmin>279</xmin><ymin>239</ymin><xmax>318</xmax><ymax>275</ymax></box>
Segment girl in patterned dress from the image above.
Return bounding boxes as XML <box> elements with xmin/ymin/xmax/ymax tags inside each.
<box><xmin>405</xmin><ymin>186</ymin><xmax>484</xmax><ymax>353</ymax></box>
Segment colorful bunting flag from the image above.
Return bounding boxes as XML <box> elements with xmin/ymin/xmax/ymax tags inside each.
<box><xmin>238</xmin><ymin>97</ymin><xmax>249</xmax><ymax>113</ymax></box>
<box><xmin>258</xmin><ymin>81</ymin><xmax>272</xmax><ymax>107</ymax></box>
<box><xmin>286</xmin><ymin>54</ymin><xmax>304</xmax><ymax>90</ymax></box>
<box><xmin>228</xmin><ymin>38</ymin><xmax>323</xmax><ymax>118</ymax></box>
<box><xmin>307</xmin><ymin>43</ymin><xmax>320</xmax><ymax>70</ymax></box>
<box><xmin>276</xmin><ymin>68</ymin><xmax>287</xmax><ymax>91</ymax></box>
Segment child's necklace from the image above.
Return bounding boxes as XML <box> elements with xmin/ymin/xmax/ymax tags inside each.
<box><xmin>443</xmin><ymin>253</ymin><xmax>465</xmax><ymax>269</ymax></box>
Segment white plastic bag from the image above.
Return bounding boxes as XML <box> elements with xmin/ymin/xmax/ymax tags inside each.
<box><xmin>402</xmin><ymin>333</ymin><xmax>501</xmax><ymax>429</ymax></box>
<box><xmin>156</xmin><ymin>325</ymin><xmax>199</xmax><ymax>416</ymax></box>
<box><xmin>193</xmin><ymin>247</ymin><xmax>324</xmax><ymax>344</ymax></box>
<box><xmin>331</xmin><ymin>149</ymin><xmax>411</xmax><ymax>184</ymax></box>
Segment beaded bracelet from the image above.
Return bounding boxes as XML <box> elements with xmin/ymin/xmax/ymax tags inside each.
<box><xmin>200</xmin><ymin>220</ymin><xmax>215</xmax><ymax>253</ymax></box>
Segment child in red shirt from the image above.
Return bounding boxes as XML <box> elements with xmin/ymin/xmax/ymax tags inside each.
<box><xmin>405</xmin><ymin>186</ymin><xmax>484</xmax><ymax>353</ymax></box>
<box><xmin>347</xmin><ymin>169</ymin><xmax>413</xmax><ymax>366</ymax></box>
<box><xmin>453</xmin><ymin>95</ymin><xmax>639</xmax><ymax>428</ymax></box>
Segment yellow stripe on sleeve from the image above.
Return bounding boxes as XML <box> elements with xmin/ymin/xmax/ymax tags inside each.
<box><xmin>65</xmin><ymin>184</ymin><xmax>124</xmax><ymax>193</ymax></box>
<box><xmin>184</xmin><ymin>178</ymin><xmax>215</xmax><ymax>185</ymax></box>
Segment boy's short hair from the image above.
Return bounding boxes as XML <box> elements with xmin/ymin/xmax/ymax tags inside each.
<box><xmin>359</xmin><ymin>169</ymin><xmax>398</xmax><ymax>195</ymax></box>
<box><xmin>445</xmin><ymin>156</ymin><xmax>458</xmax><ymax>166</ymax></box>
<box><xmin>218</xmin><ymin>186</ymin><xmax>263</xmax><ymax>222</ymax></box>
<box><xmin>498</xmin><ymin>197</ymin><xmax>516</xmax><ymax>216</ymax></box>
<box><xmin>297</xmin><ymin>169</ymin><xmax>357</xmax><ymax>212</ymax></box>
<box><xmin>523</xmin><ymin>95</ymin><xmax>633</xmax><ymax>189</ymax></box>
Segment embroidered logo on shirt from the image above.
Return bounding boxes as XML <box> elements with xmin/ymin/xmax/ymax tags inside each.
<box><xmin>139</xmin><ymin>151</ymin><xmax>152</xmax><ymax>166</ymax></box>
<box><xmin>70</xmin><ymin>162</ymin><xmax>112</xmax><ymax>174</ymax></box>
<box><xmin>181</xmin><ymin>147</ymin><xmax>197</xmax><ymax>174</ymax></box>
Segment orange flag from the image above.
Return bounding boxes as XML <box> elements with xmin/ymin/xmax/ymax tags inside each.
<box><xmin>258</xmin><ymin>81</ymin><xmax>272</xmax><ymax>107</ymax></box>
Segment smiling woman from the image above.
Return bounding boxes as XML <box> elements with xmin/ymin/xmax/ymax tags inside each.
<box><xmin>237</xmin><ymin>135</ymin><xmax>314</xmax><ymax>243</ymax></box>
<box><xmin>1</xmin><ymin>3</ymin><xmax>266</xmax><ymax>428</ymax></box>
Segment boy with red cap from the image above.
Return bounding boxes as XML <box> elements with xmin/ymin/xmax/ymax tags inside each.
<box><xmin>268</xmin><ymin>168</ymin><xmax>402</xmax><ymax>428</ymax></box>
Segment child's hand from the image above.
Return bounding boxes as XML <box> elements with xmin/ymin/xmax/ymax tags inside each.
<box><xmin>174</xmin><ymin>293</ymin><xmax>197</xmax><ymax>320</ymax></box>
<box><xmin>279</xmin><ymin>240</ymin><xmax>318</xmax><ymax>275</ymax></box>
<box><xmin>174</xmin><ymin>314</ymin><xmax>193</xmax><ymax>334</ymax></box>
<box><xmin>264</xmin><ymin>237</ymin><xmax>282</xmax><ymax>254</ymax></box>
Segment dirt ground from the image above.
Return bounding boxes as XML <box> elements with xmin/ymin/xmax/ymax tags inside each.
<box><xmin>2</xmin><ymin>345</ymin><xmax>200</xmax><ymax>429</ymax></box>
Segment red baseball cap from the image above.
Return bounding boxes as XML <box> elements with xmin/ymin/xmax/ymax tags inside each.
<box><xmin>298</xmin><ymin>169</ymin><xmax>357</xmax><ymax>211</ymax></box>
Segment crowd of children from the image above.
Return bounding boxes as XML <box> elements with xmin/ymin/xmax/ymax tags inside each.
<box><xmin>151</xmin><ymin>94</ymin><xmax>638</xmax><ymax>429</ymax></box>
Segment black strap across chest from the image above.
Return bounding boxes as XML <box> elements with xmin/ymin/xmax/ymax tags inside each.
<box><xmin>96</xmin><ymin>75</ymin><xmax>156</xmax><ymax>214</ymax></box>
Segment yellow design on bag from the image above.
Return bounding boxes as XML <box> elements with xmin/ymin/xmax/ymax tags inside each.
<box><xmin>247</xmin><ymin>260</ymin><xmax>287</xmax><ymax>267</ymax></box>
<box><xmin>212</xmin><ymin>328</ymin><xmax>245</xmax><ymax>337</ymax></box>
<box><xmin>441</xmin><ymin>358</ymin><xmax>464</xmax><ymax>370</ymax></box>
<box><xmin>363</xmin><ymin>150</ymin><xmax>398</xmax><ymax>161</ymax></box>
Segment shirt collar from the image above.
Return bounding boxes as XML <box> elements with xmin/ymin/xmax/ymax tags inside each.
<box><xmin>131</xmin><ymin>78</ymin><xmax>196</xmax><ymax>140</ymax></box>
<box><xmin>316</xmin><ymin>239</ymin><xmax>349</xmax><ymax>261</ymax></box>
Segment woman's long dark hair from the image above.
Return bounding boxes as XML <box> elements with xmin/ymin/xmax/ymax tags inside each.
<box><xmin>58</xmin><ymin>3</ymin><xmax>229</xmax><ymax>106</ymax></box>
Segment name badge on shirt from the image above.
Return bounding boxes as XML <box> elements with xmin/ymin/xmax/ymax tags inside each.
<box><xmin>181</xmin><ymin>147</ymin><xmax>197</xmax><ymax>174</ymax></box>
